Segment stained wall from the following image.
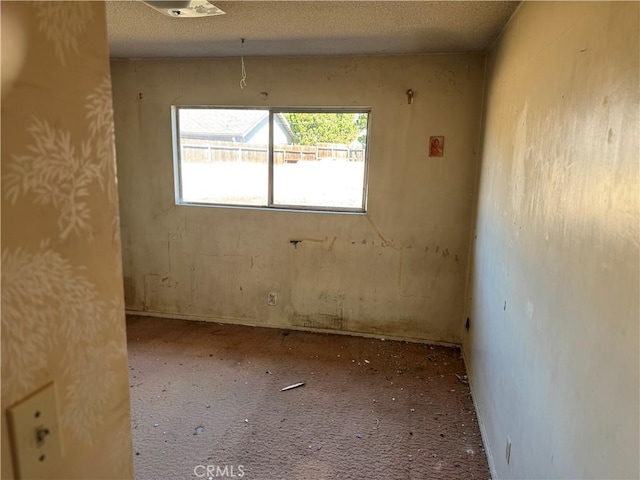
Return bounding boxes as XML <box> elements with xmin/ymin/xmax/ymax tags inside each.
<box><xmin>111</xmin><ymin>54</ymin><xmax>485</xmax><ymax>343</ymax></box>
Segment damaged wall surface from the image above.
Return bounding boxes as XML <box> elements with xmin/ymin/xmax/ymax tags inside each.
<box><xmin>111</xmin><ymin>55</ymin><xmax>485</xmax><ymax>343</ymax></box>
<box><xmin>464</xmin><ymin>2</ymin><xmax>639</xmax><ymax>478</ymax></box>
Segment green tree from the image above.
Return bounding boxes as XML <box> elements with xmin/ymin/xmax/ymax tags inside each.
<box><xmin>284</xmin><ymin>113</ymin><xmax>366</xmax><ymax>145</ymax></box>
<box><xmin>355</xmin><ymin>114</ymin><xmax>368</xmax><ymax>147</ymax></box>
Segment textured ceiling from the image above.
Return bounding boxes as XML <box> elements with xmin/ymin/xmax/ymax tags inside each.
<box><xmin>106</xmin><ymin>1</ymin><xmax>519</xmax><ymax>58</ymax></box>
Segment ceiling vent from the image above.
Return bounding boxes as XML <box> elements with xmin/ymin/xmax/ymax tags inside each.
<box><xmin>141</xmin><ymin>0</ymin><xmax>225</xmax><ymax>18</ymax></box>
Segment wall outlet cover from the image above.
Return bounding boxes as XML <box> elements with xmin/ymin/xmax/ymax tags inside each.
<box><xmin>267</xmin><ymin>292</ymin><xmax>277</xmax><ymax>306</ymax></box>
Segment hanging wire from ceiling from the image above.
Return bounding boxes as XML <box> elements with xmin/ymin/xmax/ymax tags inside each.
<box><xmin>240</xmin><ymin>38</ymin><xmax>247</xmax><ymax>89</ymax></box>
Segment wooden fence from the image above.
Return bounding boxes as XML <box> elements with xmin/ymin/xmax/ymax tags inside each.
<box><xmin>181</xmin><ymin>140</ymin><xmax>365</xmax><ymax>164</ymax></box>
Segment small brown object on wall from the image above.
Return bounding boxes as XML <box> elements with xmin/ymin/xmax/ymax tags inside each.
<box><xmin>429</xmin><ymin>136</ymin><xmax>444</xmax><ymax>157</ymax></box>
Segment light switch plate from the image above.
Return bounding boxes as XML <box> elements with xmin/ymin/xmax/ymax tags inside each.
<box><xmin>7</xmin><ymin>382</ymin><xmax>62</xmax><ymax>479</ymax></box>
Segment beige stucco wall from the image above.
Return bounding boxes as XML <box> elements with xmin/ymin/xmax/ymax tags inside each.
<box><xmin>111</xmin><ymin>54</ymin><xmax>485</xmax><ymax>344</ymax></box>
<box><xmin>464</xmin><ymin>2</ymin><xmax>639</xmax><ymax>478</ymax></box>
<box><xmin>1</xmin><ymin>2</ymin><xmax>133</xmax><ymax>478</ymax></box>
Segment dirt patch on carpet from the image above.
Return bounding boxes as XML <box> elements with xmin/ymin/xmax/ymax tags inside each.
<box><xmin>127</xmin><ymin>315</ymin><xmax>490</xmax><ymax>479</ymax></box>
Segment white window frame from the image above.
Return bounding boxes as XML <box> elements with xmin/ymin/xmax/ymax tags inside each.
<box><xmin>172</xmin><ymin>106</ymin><xmax>371</xmax><ymax>214</ymax></box>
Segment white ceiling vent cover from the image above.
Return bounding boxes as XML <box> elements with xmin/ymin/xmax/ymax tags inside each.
<box><xmin>141</xmin><ymin>0</ymin><xmax>225</xmax><ymax>18</ymax></box>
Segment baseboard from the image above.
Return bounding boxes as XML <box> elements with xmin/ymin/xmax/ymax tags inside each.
<box><xmin>460</xmin><ymin>345</ymin><xmax>497</xmax><ymax>480</ymax></box>
<box><xmin>124</xmin><ymin>308</ymin><xmax>461</xmax><ymax>348</ymax></box>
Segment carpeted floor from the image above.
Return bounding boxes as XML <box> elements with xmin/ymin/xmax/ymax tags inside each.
<box><xmin>126</xmin><ymin>315</ymin><xmax>490</xmax><ymax>479</ymax></box>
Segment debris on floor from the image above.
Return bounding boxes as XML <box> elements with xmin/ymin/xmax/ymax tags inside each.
<box><xmin>281</xmin><ymin>382</ymin><xmax>305</xmax><ymax>391</ymax></box>
<box><xmin>127</xmin><ymin>315</ymin><xmax>490</xmax><ymax>479</ymax></box>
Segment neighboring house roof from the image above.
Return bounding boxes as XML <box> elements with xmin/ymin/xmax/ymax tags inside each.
<box><xmin>179</xmin><ymin>109</ymin><xmax>295</xmax><ymax>143</ymax></box>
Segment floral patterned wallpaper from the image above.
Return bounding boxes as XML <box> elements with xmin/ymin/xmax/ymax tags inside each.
<box><xmin>1</xmin><ymin>2</ymin><xmax>133</xmax><ymax>478</ymax></box>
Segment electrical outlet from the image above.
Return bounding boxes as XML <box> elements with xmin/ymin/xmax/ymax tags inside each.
<box><xmin>7</xmin><ymin>382</ymin><xmax>62</xmax><ymax>479</ymax></box>
<box><xmin>267</xmin><ymin>292</ymin><xmax>277</xmax><ymax>306</ymax></box>
<box><xmin>505</xmin><ymin>436</ymin><xmax>512</xmax><ymax>465</ymax></box>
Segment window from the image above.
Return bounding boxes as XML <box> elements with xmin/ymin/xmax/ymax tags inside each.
<box><xmin>173</xmin><ymin>107</ymin><xmax>370</xmax><ymax>213</ymax></box>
